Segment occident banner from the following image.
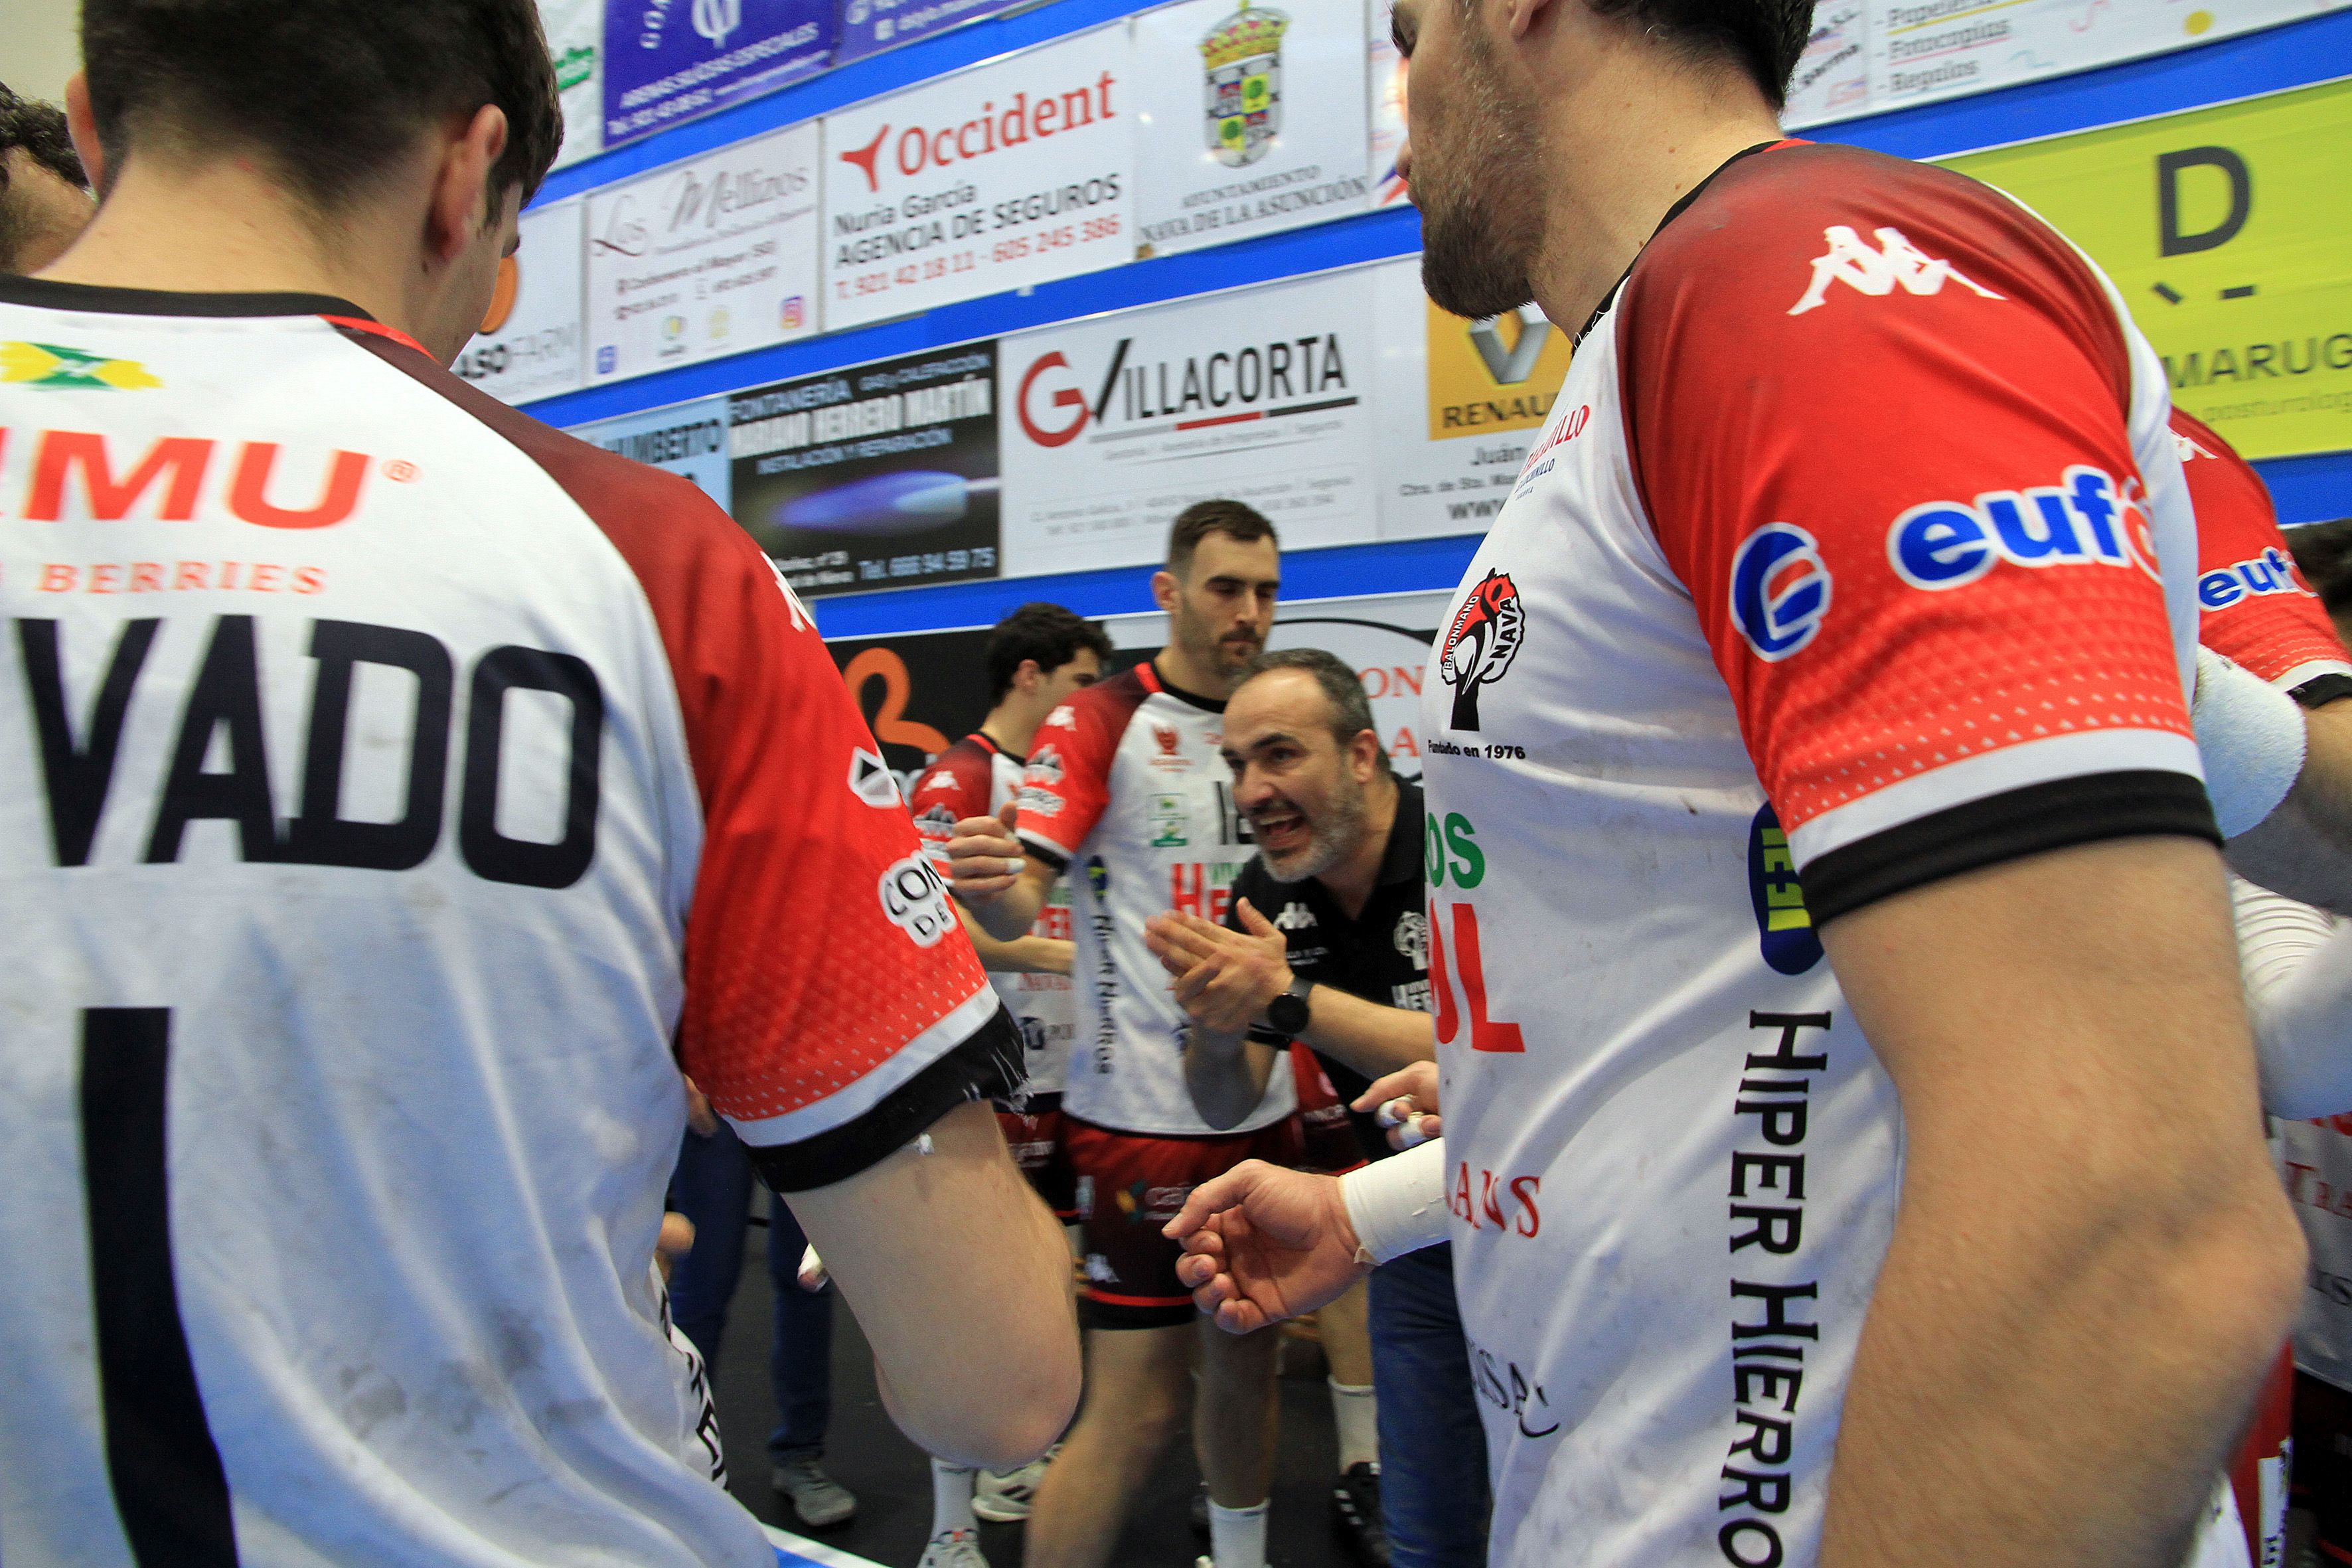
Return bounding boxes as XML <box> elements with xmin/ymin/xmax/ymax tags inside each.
<box><xmin>820</xmin><ymin>25</ymin><xmax>1135</xmax><ymax>331</ymax></box>
<box><xmin>454</xmin><ymin>200</ymin><xmax>586</xmax><ymax>405</ymax></box>
<box><xmin>998</xmin><ymin>266</ymin><xmax>1378</xmax><ymax>576</ymax></box>
<box><xmin>603</xmin><ymin>0</ymin><xmax>834</xmax><ymax>149</ymax></box>
<box><xmin>729</xmin><ymin>340</ymin><xmax>1002</xmax><ymax>595</ymax></box>
<box><xmin>1943</xmin><ymin>77</ymin><xmax>2352</xmax><ymax>460</ymax></box>
<box><xmin>570</xmin><ymin>394</ymin><xmax>734</xmax><ymax>509</ymax></box>
<box><xmin>834</xmin><ymin>0</ymin><xmax>1021</xmax><ymax>64</ymax></box>
<box><xmin>1130</xmin><ymin>0</ymin><xmax>1372</xmax><ymax>257</ymax></box>
<box><xmin>1786</xmin><ymin>0</ymin><xmax>2347</xmax><ymax>127</ymax></box>
<box><xmin>1370</xmin><ymin>258</ymin><xmax>1575</xmax><ymax>540</ymax></box>
<box><xmin>540</xmin><ymin>0</ymin><xmax>606</xmax><ymax>168</ymax></box>
<box><xmin>585</xmin><ymin>123</ymin><xmax>822</xmax><ymax>385</ymax></box>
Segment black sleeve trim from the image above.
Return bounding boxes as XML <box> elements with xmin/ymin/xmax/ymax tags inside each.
<box><xmin>2289</xmin><ymin>672</ymin><xmax>2352</xmax><ymax>710</ymax></box>
<box><xmin>1803</xmin><ymin>770</ymin><xmax>2220</xmax><ymax>926</ymax></box>
<box><xmin>1017</xmin><ymin>836</ymin><xmax>1070</xmax><ymax>873</ymax></box>
<box><xmin>744</xmin><ymin>1006</ymin><xmax>1026</xmax><ymax>1193</ymax></box>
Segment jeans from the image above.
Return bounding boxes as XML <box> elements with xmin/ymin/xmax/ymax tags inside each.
<box><xmin>665</xmin><ymin>1121</ymin><xmax>834</xmax><ymax>1461</ymax></box>
<box><xmin>1368</xmin><ymin>1244</ymin><xmax>1490</xmax><ymax>1568</ymax></box>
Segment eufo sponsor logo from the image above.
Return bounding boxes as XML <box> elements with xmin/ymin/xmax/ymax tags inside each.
<box><xmin>1729</xmin><ymin>523</ymin><xmax>1832</xmax><ymax>662</ymax></box>
<box><xmin>1885</xmin><ymin>464</ymin><xmax>2158</xmax><ymax>590</ymax></box>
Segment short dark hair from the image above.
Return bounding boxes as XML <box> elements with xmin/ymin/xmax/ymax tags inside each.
<box><xmin>1167</xmin><ymin>499</ymin><xmax>1279</xmax><ymax>578</ymax></box>
<box><xmin>986</xmin><ymin>602</ymin><xmax>1115</xmax><ymax>705</ymax></box>
<box><xmin>0</xmin><ymin>84</ymin><xmax>88</xmax><ymax>190</ymax></box>
<box><xmin>2287</xmin><ymin>520</ymin><xmax>2352</xmax><ymax>617</ymax></box>
<box><xmin>1238</xmin><ymin>648</ymin><xmax>1391</xmax><ymax>775</ymax></box>
<box><xmin>1584</xmin><ymin>0</ymin><xmax>1813</xmax><ymax>112</ymax></box>
<box><xmin>82</xmin><ymin>0</ymin><xmax>562</xmax><ymax>213</ymax></box>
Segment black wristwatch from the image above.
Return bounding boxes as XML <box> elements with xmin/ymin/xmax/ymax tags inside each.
<box><xmin>1265</xmin><ymin>975</ymin><xmax>1314</xmax><ymax>1038</ymax></box>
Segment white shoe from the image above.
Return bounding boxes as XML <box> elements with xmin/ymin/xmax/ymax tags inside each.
<box><xmin>972</xmin><ymin>1445</ymin><xmax>1057</xmax><ymax>1523</ymax></box>
<box><xmin>918</xmin><ymin>1526</ymin><xmax>988</xmax><ymax>1568</ymax></box>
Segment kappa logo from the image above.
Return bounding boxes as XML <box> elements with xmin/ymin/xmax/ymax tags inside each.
<box><xmin>1729</xmin><ymin>523</ymin><xmax>1833</xmax><ymax>662</ymax></box>
<box><xmin>1028</xmin><ymin>744</ymin><xmax>1067</xmax><ymax>785</ymax></box>
<box><xmin>1437</xmin><ymin>569</ymin><xmax>1526</xmax><ymax>732</ymax></box>
<box><xmin>1788</xmin><ymin>225</ymin><xmax>2004</xmax><ymax>317</ymax></box>
<box><xmin>1273</xmin><ymin>902</ymin><xmax>1316</xmax><ymax>931</ymax></box>
<box><xmin>914</xmin><ymin>802</ymin><xmax>958</xmax><ymax>838</ymax></box>
<box><xmin>1</xmin><ymin>342</ymin><xmax>163</xmax><ymax>391</ymax></box>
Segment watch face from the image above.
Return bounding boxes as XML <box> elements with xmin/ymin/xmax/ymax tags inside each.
<box><xmin>1267</xmin><ymin>988</ymin><xmax>1309</xmax><ymax>1035</ymax></box>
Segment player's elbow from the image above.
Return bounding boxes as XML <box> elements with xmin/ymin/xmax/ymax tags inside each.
<box><xmin>2105</xmin><ymin>1135</ymin><xmax>2306</xmax><ymax>1387</ymax></box>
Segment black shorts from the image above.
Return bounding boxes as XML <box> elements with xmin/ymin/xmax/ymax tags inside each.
<box><xmin>995</xmin><ymin>1092</ymin><xmax>1077</xmax><ymax>1220</ymax></box>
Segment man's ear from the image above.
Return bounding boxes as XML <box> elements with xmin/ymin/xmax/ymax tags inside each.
<box><xmin>64</xmin><ymin>74</ymin><xmax>107</xmax><ymax>194</ymax></box>
<box><xmin>1015</xmin><ymin>658</ymin><xmax>1044</xmax><ymax>694</ymax></box>
<box><xmin>426</xmin><ymin>104</ymin><xmax>510</xmax><ymax>266</ymax></box>
<box><xmin>1150</xmin><ymin>569</ymin><xmax>1180</xmax><ymax>614</ymax></box>
<box><xmin>1502</xmin><ymin>0</ymin><xmax>1560</xmax><ymax>42</ymax></box>
<box><xmin>1350</xmin><ymin>727</ymin><xmax>1384</xmax><ymax>782</ymax></box>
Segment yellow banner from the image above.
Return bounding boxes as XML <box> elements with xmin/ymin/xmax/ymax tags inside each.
<box><xmin>1423</xmin><ymin>299</ymin><xmax>1577</xmax><ymax>443</ymax></box>
<box><xmin>1942</xmin><ymin>77</ymin><xmax>2352</xmax><ymax>461</ymax></box>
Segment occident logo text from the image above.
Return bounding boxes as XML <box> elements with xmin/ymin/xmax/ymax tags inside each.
<box><xmin>835</xmin><ymin>73</ymin><xmax>1119</xmax><ymax>193</ymax></box>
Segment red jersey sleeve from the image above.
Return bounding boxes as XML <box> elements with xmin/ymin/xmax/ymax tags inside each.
<box><xmin>1014</xmin><ymin>672</ymin><xmax>1139</xmax><ymax>866</ymax></box>
<box><xmin>909</xmin><ymin>736</ymin><xmax>1001</xmax><ymax>872</ymax></box>
<box><xmin>2177</xmin><ymin>409</ymin><xmax>2352</xmax><ymax>702</ymax></box>
<box><xmin>1623</xmin><ymin>143</ymin><xmax>2216</xmax><ymax>923</ymax></box>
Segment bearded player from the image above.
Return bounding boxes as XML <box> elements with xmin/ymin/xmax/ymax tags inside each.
<box><xmin>1160</xmin><ymin>2</ymin><xmax>2307</xmax><ymax>1567</ymax></box>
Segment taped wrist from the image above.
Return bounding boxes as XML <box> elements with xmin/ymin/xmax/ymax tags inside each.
<box><xmin>2193</xmin><ymin>647</ymin><xmax>2307</xmax><ymax>838</ymax></box>
<box><xmin>1340</xmin><ymin>1138</ymin><xmax>1450</xmax><ymax>1265</ymax></box>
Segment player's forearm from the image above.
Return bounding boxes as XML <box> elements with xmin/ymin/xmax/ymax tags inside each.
<box><xmin>1184</xmin><ymin>1029</ymin><xmax>1279</xmax><ymax>1130</ymax></box>
<box><xmin>959</xmin><ymin>908</ymin><xmax>1072</xmax><ymax>975</ymax></box>
<box><xmin>788</xmin><ymin>1101</ymin><xmax>1080</xmax><ymax>1468</ymax></box>
<box><xmin>1298</xmin><ymin>987</ymin><xmax>1436</xmax><ymax>1083</ymax></box>
<box><xmin>969</xmin><ymin>869</ymin><xmax>1049</xmax><ymax>942</ymax></box>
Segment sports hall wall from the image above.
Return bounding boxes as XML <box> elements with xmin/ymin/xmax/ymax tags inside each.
<box><xmin>497</xmin><ymin>0</ymin><xmax>2352</xmax><ymax>651</ymax></box>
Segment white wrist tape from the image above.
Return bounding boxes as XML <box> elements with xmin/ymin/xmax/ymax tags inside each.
<box><xmin>1340</xmin><ymin>1138</ymin><xmax>1450</xmax><ymax>1265</ymax></box>
<box><xmin>2194</xmin><ymin>647</ymin><xmax>2307</xmax><ymax>838</ymax></box>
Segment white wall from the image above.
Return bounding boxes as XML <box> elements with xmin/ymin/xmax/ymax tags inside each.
<box><xmin>1</xmin><ymin>0</ymin><xmax>82</xmax><ymax>106</ymax></box>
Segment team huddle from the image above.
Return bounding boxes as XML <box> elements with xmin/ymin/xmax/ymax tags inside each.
<box><xmin>3</xmin><ymin>1</ymin><xmax>2348</xmax><ymax>1567</ymax></box>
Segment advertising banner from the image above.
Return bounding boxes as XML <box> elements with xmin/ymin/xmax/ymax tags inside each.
<box><xmin>585</xmin><ymin>123</ymin><xmax>822</xmax><ymax>385</ymax></box>
<box><xmin>1943</xmin><ymin>76</ymin><xmax>2352</xmax><ymax>460</ymax></box>
<box><xmin>1103</xmin><ymin>588</ymin><xmax>1450</xmax><ymax>777</ymax></box>
<box><xmin>542</xmin><ymin>0</ymin><xmax>606</xmax><ymax>168</ymax></box>
<box><xmin>603</xmin><ymin>0</ymin><xmax>835</xmax><ymax>149</ymax></box>
<box><xmin>453</xmin><ymin>200</ymin><xmax>586</xmax><ymax>405</ymax></box>
<box><xmin>1367</xmin><ymin>19</ymin><xmax>1407</xmax><ymax>208</ymax></box>
<box><xmin>998</xmin><ymin>267</ymin><xmax>1379</xmax><ymax>576</ymax></box>
<box><xmin>1131</xmin><ymin>0</ymin><xmax>1372</xmax><ymax>257</ymax></box>
<box><xmin>820</xmin><ymin>25</ymin><xmax>1135</xmax><ymax>331</ymax></box>
<box><xmin>824</xmin><ymin>626</ymin><xmax>988</xmax><ymax>785</ymax></box>
<box><xmin>730</xmin><ymin>341</ymin><xmax>1002</xmax><ymax>595</ymax></box>
<box><xmin>1786</xmin><ymin>0</ymin><xmax>2347</xmax><ymax>127</ymax></box>
<box><xmin>834</xmin><ymin>0</ymin><xmax>1021</xmax><ymax>64</ymax></box>
<box><xmin>571</xmin><ymin>394</ymin><xmax>735</xmax><ymax>509</ymax></box>
<box><xmin>1370</xmin><ymin>258</ymin><xmax>1574</xmax><ymax>540</ymax></box>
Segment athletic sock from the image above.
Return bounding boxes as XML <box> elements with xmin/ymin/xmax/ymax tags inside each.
<box><xmin>1208</xmin><ymin>1499</ymin><xmax>1269</xmax><ymax>1568</ymax></box>
<box><xmin>930</xmin><ymin>1458</ymin><xmax>979</xmax><ymax>1536</ymax></box>
<box><xmin>1328</xmin><ymin>1378</ymin><xmax>1380</xmax><ymax>1472</ymax></box>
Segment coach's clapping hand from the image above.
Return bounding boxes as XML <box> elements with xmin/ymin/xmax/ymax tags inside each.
<box><xmin>1143</xmin><ymin>898</ymin><xmax>1292</xmax><ymax>1036</ymax></box>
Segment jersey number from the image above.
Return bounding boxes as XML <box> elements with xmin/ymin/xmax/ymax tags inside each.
<box><xmin>80</xmin><ymin>1008</ymin><xmax>240</xmax><ymax>1564</ymax></box>
<box><xmin>1428</xmin><ymin>903</ymin><xmax>1525</xmax><ymax>1054</ymax></box>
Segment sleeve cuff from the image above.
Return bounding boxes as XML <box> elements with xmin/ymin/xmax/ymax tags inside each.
<box><xmin>2289</xmin><ymin>672</ymin><xmax>2352</xmax><ymax>710</ymax></box>
<box><xmin>1016</xmin><ymin>830</ymin><xmax>1071</xmax><ymax>872</ymax></box>
<box><xmin>1800</xmin><ymin>770</ymin><xmax>2221</xmax><ymax>926</ymax></box>
<box><xmin>742</xmin><ymin>1008</ymin><xmax>1027</xmax><ymax>1193</ymax></box>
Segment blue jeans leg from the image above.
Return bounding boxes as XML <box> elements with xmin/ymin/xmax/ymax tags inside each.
<box><xmin>764</xmin><ymin>1196</ymin><xmax>834</xmax><ymax>1462</ymax></box>
<box><xmin>665</xmin><ymin>1123</ymin><xmax>753</xmax><ymax>1371</ymax></box>
<box><xmin>1368</xmin><ymin>1245</ymin><xmax>1490</xmax><ymax>1568</ymax></box>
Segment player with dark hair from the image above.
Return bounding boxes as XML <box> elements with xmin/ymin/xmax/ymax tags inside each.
<box><xmin>1156</xmin><ymin>1</ymin><xmax>2306</xmax><ymax>1567</ymax></box>
<box><xmin>0</xmin><ymin>3</ymin><xmax>1077</xmax><ymax>1562</ymax></box>
<box><xmin>0</xmin><ymin>83</ymin><xmax>91</xmax><ymax>273</ymax></box>
<box><xmin>906</xmin><ymin>601</ymin><xmax>1110</xmax><ymax>1567</ymax></box>
<box><xmin>947</xmin><ymin>504</ymin><xmax>1316</xmax><ymax>1568</ymax></box>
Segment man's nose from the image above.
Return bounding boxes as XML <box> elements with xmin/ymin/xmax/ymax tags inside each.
<box><xmin>1231</xmin><ymin>765</ymin><xmax>1273</xmax><ymax>809</ymax></box>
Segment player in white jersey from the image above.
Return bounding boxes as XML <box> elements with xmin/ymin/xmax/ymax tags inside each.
<box><xmin>0</xmin><ymin>5</ymin><xmax>1078</xmax><ymax>1565</ymax></box>
<box><xmin>1160</xmin><ymin>2</ymin><xmax>2308</xmax><ymax>1567</ymax></box>
<box><xmin>947</xmin><ymin>505</ymin><xmax>1314</xmax><ymax>1568</ymax></box>
<box><xmin>906</xmin><ymin>602</ymin><xmax>1110</xmax><ymax>1568</ymax></box>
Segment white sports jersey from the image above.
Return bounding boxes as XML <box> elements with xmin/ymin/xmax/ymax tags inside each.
<box><xmin>0</xmin><ymin>279</ymin><xmax>1016</xmax><ymax>1567</ymax></box>
<box><xmin>911</xmin><ymin>732</ymin><xmax>1077</xmax><ymax>1097</ymax></box>
<box><xmin>1014</xmin><ymin>661</ymin><xmax>1296</xmax><ymax>1135</ymax></box>
<box><xmin>1416</xmin><ymin>144</ymin><xmax>2231</xmax><ymax>1568</ymax></box>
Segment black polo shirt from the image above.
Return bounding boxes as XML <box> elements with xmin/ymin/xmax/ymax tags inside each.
<box><xmin>1227</xmin><ymin>779</ymin><xmax>1431</xmax><ymax>1164</ymax></box>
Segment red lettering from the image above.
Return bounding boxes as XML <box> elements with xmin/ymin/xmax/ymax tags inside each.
<box><xmin>248</xmin><ymin>563</ymin><xmax>282</xmax><ymax>591</ymax></box>
<box><xmin>1000</xmin><ymin>93</ymin><xmax>1030</xmax><ymax>147</ymax></box>
<box><xmin>292</xmin><ymin>566</ymin><xmax>325</xmax><ymax>594</ymax></box>
<box><xmin>1389</xmin><ymin>665</ymin><xmax>1423</xmax><ymax>694</ymax></box>
<box><xmin>932</xmin><ymin>126</ymin><xmax>955</xmax><ymax>167</ymax></box>
<box><xmin>1034</xmin><ymin>96</ymin><xmax>1059</xmax><ymax>136</ymax></box>
<box><xmin>220</xmin><ymin>562</ymin><xmax>239</xmax><ymax>588</ymax></box>
<box><xmin>1449</xmin><ymin>903</ymin><xmax>1524</xmax><ymax>1053</ymax></box>
<box><xmin>88</xmin><ymin>563</ymin><xmax>119</xmax><ymax>593</ymax></box>
<box><xmin>1429</xmin><ymin>902</ymin><xmax>1460</xmax><ymax>1044</ymax></box>
<box><xmin>1480</xmin><ymin>1170</ymin><xmax>1508</xmax><ymax>1230</ymax></box>
<box><xmin>1171</xmin><ymin>863</ymin><xmax>1207</xmax><ymax>919</ymax></box>
<box><xmin>28</xmin><ymin>431</ymin><xmax>212</xmax><ymax>520</ymax></box>
<box><xmin>1511</xmin><ymin>1176</ymin><xmax>1541</xmax><ymax>1236</ymax></box>
<box><xmin>226</xmin><ymin>443</ymin><xmax>368</xmax><ymax>529</ymax></box>
<box><xmin>129</xmin><ymin>562</ymin><xmax>163</xmax><ymax>591</ymax></box>
<box><xmin>1096</xmin><ymin>70</ymin><xmax>1116</xmax><ymax>120</ymax></box>
<box><xmin>896</xmin><ymin>126</ymin><xmax>927</xmax><ymax>177</ymax></box>
<box><xmin>39</xmin><ymin>562</ymin><xmax>75</xmax><ymax>592</ymax></box>
<box><xmin>959</xmin><ymin>120</ymin><xmax>983</xmax><ymax>159</ymax></box>
<box><xmin>1452</xmin><ymin>1161</ymin><xmax>1474</xmax><ymax>1226</ymax></box>
<box><xmin>173</xmin><ymin>560</ymin><xmax>209</xmax><ymax>590</ymax></box>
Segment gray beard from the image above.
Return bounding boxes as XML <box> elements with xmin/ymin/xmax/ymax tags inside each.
<box><xmin>1261</xmin><ymin>778</ymin><xmax>1368</xmax><ymax>884</ymax></box>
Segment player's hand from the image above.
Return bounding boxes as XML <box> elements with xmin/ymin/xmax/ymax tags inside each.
<box><xmin>945</xmin><ymin>800</ymin><xmax>1026</xmax><ymax>901</ymax></box>
<box><xmin>656</xmin><ymin>1212</ymin><xmax>696</xmax><ymax>1283</ymax></box>
<box><xmin>1162</xmin><ymin>1159</ymin><xmax>1371</xmax><ymax>1334</ymax></box>
<box><xmin>1356</xmin><ymin>1061</ymin><xmax>1441</xmax><ymax>1148</ymax></box>
<box><xmin>682</xmin><ymin>1075</ymin><xmax>720</xmax><ymax>1138</ymax></box>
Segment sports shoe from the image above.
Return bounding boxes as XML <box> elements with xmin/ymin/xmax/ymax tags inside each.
<box><xmin>917</xmin><ymin>1526</ymin><xmax>988</xmax><ymax>1568</ymax></box>
<box><xmin>770</xmin><ymin>1452</ymin><xmax>857</xmax><ymax>1529</ymax></box>
<box><xmin>1330</xmin><ymin>1461</ymin><xmax>1391</xmax><ymax>1567</ymax></box>
<box><xmin>972</xmin><ymin>1445</ymin><xmax>1057</xmax><ymax>1522</ymax></box>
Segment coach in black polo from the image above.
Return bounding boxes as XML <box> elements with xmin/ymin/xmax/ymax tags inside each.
<box><xmin>1143</xmin><ymin>648</ymin><xmax>1489</xmax><ymax>1568</ymax></box>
